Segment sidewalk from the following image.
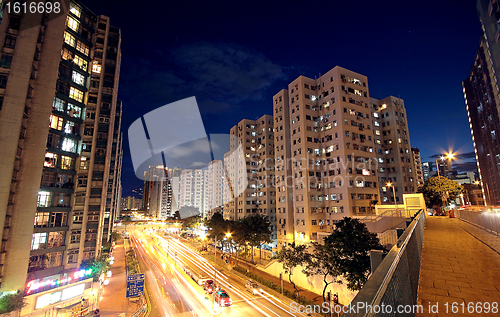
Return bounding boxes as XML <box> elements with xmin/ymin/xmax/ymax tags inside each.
<box><xmin>417</xmin><ymin>216</ymin><xmax>500</xmax><ymax>316</ymax></box>
<box><xmin>99</xmin><ymin>239</ymin><xmax>141</xmax><ymax>316</ymax></box>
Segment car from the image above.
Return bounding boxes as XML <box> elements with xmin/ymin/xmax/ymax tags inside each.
<box><xmin>203</xmin><ymin>280</ymin><xmax>215</xmax><ymax>294</ymax></box>
<box><xmin>214</xmin><ymin>289</ymin><xmax>232</xmax><ymax>307</ymax></box>
<box><xmin>245</xmin><ymin>280</ymin><xmax>263</xmax><ymax>295</ymax></box>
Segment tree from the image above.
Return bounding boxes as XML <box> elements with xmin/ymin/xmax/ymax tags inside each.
<box><xmin>182</xmin><ymin>215</ymin><xmax>201</xmax><ymax>231</ymax></box>
<box><xmin>0</xmin><ymin>291</ymin><xmax>26</xmax><ymax>314</ymax></box>
<box><xmin>110</xmin><ymin>231</ymin><xmax>121</xmax><ymax>242</ymax></box>
<box><xmin>205</xmin><ymin>212</ymin><xmax>232</xmax><ymax>241</ymax></box>
<box><xmin>324</xmin><ymin>217</ymin><xmax>384</xmax><ymax>291</ymax></box>
<box><xmin>305</xmin><ymin>241</ymin><xmax>342</xmax><ymax>303</ymax></box>
<box><xmin>418</xmin><ymin>176</ymin><xmax>463</xmax><ymax>209</ymax></box>
<box><xmin>121</xmin><ymin>216</ymin><xmax>132</xmax><ymax>222</ymax></box>
<box><xmin>245</xmin><ymin>214</ymin><xmax>272</xmax><ymax>263</ymax></box>
<box><xmin>273</xmin><ymin>242</ymin><xmax>310</xmax><ymax>299</ymax></box>
<box><xmin>81</xmin><ymin>255</ymin><xmax>110</xmax><ymax>282</ymax></box>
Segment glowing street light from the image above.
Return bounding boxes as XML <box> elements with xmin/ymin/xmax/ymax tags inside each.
<box><xmin>386</xmin><ymin>182</ymin><xmax>398</xmax><ymax>214</ymax></box>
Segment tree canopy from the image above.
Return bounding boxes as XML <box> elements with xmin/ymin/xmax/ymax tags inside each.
<box><xmin>205</xmin><ymin>212</ymin><xmax>232</xmax><ymax>241</ymax></box>
<box><xmin>323</xmin><ymin>217</ymin><xmax>384</xmax><ymax>291</ymax></box>
<box><xmin>417</xmin><ymin>176</ymin><xmax>463</xmax><ymax>208</ymax></box>
<box><xmin>274</xmin><ymin>242</ymin><xmax>310</xmax><ymax>299</ymax></box>
<box><xmin>182</xmin><ymin>215</ymin><xmax>202</xmax><ymax>231</ymax></box>
<box><xmin>305</xmin><ymin>241</ymin><xmax>342</xmax><ymax>302</ymax></box>
<box><xmin>0</xmin><ymin>291</ymin><xmax>26</xmax><ymax>314</ymax></box>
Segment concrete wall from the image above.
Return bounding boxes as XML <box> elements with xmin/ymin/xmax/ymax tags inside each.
<box><xmin>256</xmin><ymin>259</ymin><xmax>358</xmax><ymax>305</ymax></box>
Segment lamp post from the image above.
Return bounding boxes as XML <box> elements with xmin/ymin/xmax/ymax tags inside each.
<box><xmin>386</xmin><ymin>182</ymin><xmax>398</xmax><ymax>216</ymax></box>
<box><xmin>435</xmin><ymin>156</ymin><xmax>442</xmax><ymax>177</ymax></box>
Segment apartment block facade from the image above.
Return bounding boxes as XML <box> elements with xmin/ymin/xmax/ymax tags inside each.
<box><xmin>179</xmin><ymin>169</ymin><xmax>209</xmax><ymax>217</ymax></box>
<box><xmin>461</xmin><ymin>0</ymin><xmax>500</xmax><ymax>206</ymax></box>
<box><xmin>223</xmin><ymin>115</ymin><xmax>277</xmax><ymax>239</ymax></box>
<box><xmin>273</xmin><ymin>66</ymin><xmax>415</xmax><ymax>247</ymax></box>
<box><xmin>0</xmin><ymin>2</ymin><xmax>121</xmax><ymax>293</ymax></box>
<box><xmin>371</xmin><ymin>96</ymin><xmax>416</xmax><ymax>204</ymax></box>
<box><xmin>207</xmin><ymin>160</ymin><xmax>225</xmax><ymax>218</ymax></box>
<box><xmin>143</xmin><ymin>166</ymin><xmax>172</xmax><ymax>220</ymax></box>
<box><xmin>411</xmin><ymin>148</ymin><xmax>424</xmax><ymax>188</ymax></box>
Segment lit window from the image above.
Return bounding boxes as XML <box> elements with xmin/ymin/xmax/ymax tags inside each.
<box><xmin>60</xmin><ymin>156</ymin><xmax>73</xmax><ymax>170</ymax></box>
<box><xmin>49</xmin><ymin>115</ymin><xmax>64</xmax><ymax>130</ymax></box>
<box><xmin>375</xmin><ymin>130</ymin><xmax>380</xmax><ymax>135</ymax></box>
<box><xmin>92</xmin><ymin>61</ymin><xmax>101</xmax><ymax>73</ymax></box>
<box><xmin>37</xmin><ymin>191</ymin><xmax>52</xmax><ymax>207</ymax></box>
<box><xmin>67</xmin><ymin>103</ymin><xmax>82</xmax><ymax>118</ymax></box>
<box><xmin>64</xmin><ymin>120</ymin><xmax>75</xmax><ymax>134</ymax></box>
<box><xmin>69</xmin><ymin>87</ymin><xmax>83</xmax><ymax>102</ymax></box>
<box><xmin>73</xmin><ymin>55</ymin><xmax>88</xmax><ymax>71</ymax></box>
<box><xmin>44</xmin><ymin>152</ymin><xmax>58</xmax><ymax>168</ymax></box>
<box><xmin>66</xmin><ymin>16</ymin><xmax>79</xmax><ymax>32</ymax></box>
<box><xmin>362</xmin><ymin>169</ymin><xmax>370</xmax><ymax>176</ymax></box>
<box><xmin>72</xmin><ymin>71</ymin><xmax>85</xmax><ymax>86</ymax></box>
<box><xmin>69</xmin><ymin>3</ymin><xmax>81</xmax><ymax>17</ymax></box>
<box><xmin>374</xmin><ymin>121</ymin><xmax>380</xmax><ymax>127</ymax></box>
<box><xmin>62</xmin><ymin>138</ymin><xmax>77</xmax><ymax>152</ymax></box>
<box><xmin>355</xmin><ymin>181</ymin><xmax>364</xmax><ymax>188</ymax></box>
<box><xmin>64</xmin><ymin>32</ymin><xmax>75</xmax><ymax>47</ymax></box>
<box><xmin>31</xmin><ymin>233</ymin><xmax>47</xmax><ymax>250</ymax></box>
<box><xmin>53</xmin><ymin>97</ymin><xmax>65</xmax><ymax>112</ymax></box>
<box><xmin>373</xmin><ymin>112</ymin><xmax>379</xmax><ymax>118</ymax></box>
<box><xmin>76</xmin><ymin>41</ymin><xmax>89</xmax><ymax>56</ymax></box>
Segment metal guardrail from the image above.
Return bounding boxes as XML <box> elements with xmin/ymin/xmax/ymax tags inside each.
<box><xmin>456</xmin><ymin>209</ymin><xmax>500</xmax><ymax>236</ymax></box>
<box><xmin>343</xmin><ymin>209</ymin><xmax>425</xmax><ymax>317</ymax></box>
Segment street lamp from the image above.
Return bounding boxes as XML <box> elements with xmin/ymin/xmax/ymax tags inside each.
<box><xmin>386</xmin><ymin>182</ymin><xmax>398</xmax><ymax>215</ymax></box>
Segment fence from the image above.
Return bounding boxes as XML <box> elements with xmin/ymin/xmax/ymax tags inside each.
<box><xmin>343</xmin><ymin>209</ymin><xmax>425</xmax><ymax>317</ymax></box>
<box><xmin>377</xmin><ymin>230</ymin><xmax>398</xmax><ymax>247</ymax></box>
<box><xmin>456</xmin><ymin>209</ymin><xmax>500</xmax><ymax>236</ymax></box>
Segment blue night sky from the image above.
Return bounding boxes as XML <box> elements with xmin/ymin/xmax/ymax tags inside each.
<box><xmin>82</xmin><ymin>0</ymin><xmax>482</xmax><ymax>195</ymax></box>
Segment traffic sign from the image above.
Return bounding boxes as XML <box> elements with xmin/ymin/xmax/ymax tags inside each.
<box><xmin>126</xmin><ymin>274</ymin><xmax>145</xmax><ymax>298</ymax></box>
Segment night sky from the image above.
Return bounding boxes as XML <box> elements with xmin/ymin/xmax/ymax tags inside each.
<box><xmin>82</xmin><ymin>0</ymin><xmax>483</xmax><ymax>196</ymax></box>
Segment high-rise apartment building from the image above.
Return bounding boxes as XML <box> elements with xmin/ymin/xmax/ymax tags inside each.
<box><xmin>411</xmin><ymin>148</ymin><xmax>424</xmax><ymax>188</ymax></box>
<box><xmin>179</xmin><ymin>169</ymin><xmax>209</xmax><ymax>217</ymax></box>
<box><xmin>371</xmin><ymin>96</ymin><xmax>416</xmax><ymax>204</ymax></box>
<box><xmin>207</xmin><ymin>160</ymin><xmax>225</xmax><ymax>218</ymax></box>
<box><xmin>144</xmin><ymin>166</ymin><xmax>172</xmax><ymax>220</ymax></box>
<box><xmin>120</xmin><ymin>196</ymin><xmax>142</xmax><ymax>211</ymax></box>
<box><xmin>463</xmin><ymin>36</ymin><xmax>500</xmax><ymax>205</ymax></box>
<box><xmin>273</xmin><ymin>66</ymin><xmax>415</xmax><ymax>247</ymax></box>
<box><xmin>0</xmin><ymin>2</ymin><xmax>121</xmax><ymax>294</ymax></box>
<box><xmin>422</xmin><ymin>162</ymin><xmax>433</xmax><ymax>181</ymax></box>
<box><xmin>223</xmin><ymin>116</ymin><xmax>276</xmax><ymax>239</ymax></box>
<box><xmin>462</xmin><ymin>0</ymin><xmax>500</xmax><ymax>206</ymax></box>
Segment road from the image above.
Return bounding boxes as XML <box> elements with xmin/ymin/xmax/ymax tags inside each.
<box><xmin>127</xmin><ymin>228</ymin><xmax>310</xmax><ymax>317</ymax></box>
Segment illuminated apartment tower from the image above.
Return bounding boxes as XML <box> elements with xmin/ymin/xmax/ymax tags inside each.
<box><xmin>411</xmin><ymin>148</ymin><xmax>424</xmax><ymax>188</ymax></box>
<box><xmin>71</xmin><ymin>14</ymin><xmax>121</xmax><ymax>262</ymax></box>
<box><xmin>0</xmin><ymin>3</ymin><xmax>121</xmax><ymax>293</ymax></box>
<box><xmin>224</xmin><ymin>115</ymin><xmax>276</xmax><ymax>239</ymax></box>
<box><xmin>179</xmin><ymin>169</ymin><xmax>209</xmax><ymax>217</ymax></box>
<box><xmin>463</xmin><ymin>35</ymin><xmax>500</xmax><ymax>205</ymax></box>
<box><xmin>461</xmin><ymin>0</ymin><xmax>500</xmax><ymax>206</ymax></box>
<box><xmin>207</xmin><ymin>160</ymin><xmax>225</xmax><ymax>218</ymax></box>
<box><xmin>371</xmin><ymin>97</ymin><xmax>416</xmax><ymax>204</ymax></box>
<box><xmin>274</xmin><ymin>67</ymin><xmax>379</xmax><ymax>247</ymax></box>
<box><xmin>107</xmin><ymin>101</ymin><xmax>123</xmax><ymax>231</ymax></box>
<box><xmin>144</xmin><ymin>166</ymin><xmax>172</xmax><ymax>220</ymax></box>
